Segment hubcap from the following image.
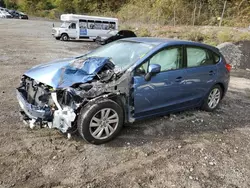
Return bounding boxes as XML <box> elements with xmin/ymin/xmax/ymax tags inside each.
<box><xmin>208</xmin><ymin>88</ymin><xmax>221</xmax><ymax>109</ymax></box>
<box><xmin>89</xmin><ymin>108</ymin><xmax>119</xmax><ymax>140</ymax></box>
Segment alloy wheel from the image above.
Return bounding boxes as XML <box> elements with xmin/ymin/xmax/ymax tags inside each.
<box><xmin>89</xmin><ymin>108</ymin><xmax>119</xmax><ymax>140</ymax></box>
<box><xmin>208</xmin><ymin>88</ymin><xmax>221</xmax><ymax>109</ymax></box>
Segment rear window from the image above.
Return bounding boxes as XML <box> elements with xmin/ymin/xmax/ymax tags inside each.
<box><xmin>186</xmin><ymin>47</ymin><xmax>220</xmax><ymax>68</ymax></box>
<box><xmin>213</xmin><ymin>53</ymin><xmax>221</xmax><ymax>63</ymax></box>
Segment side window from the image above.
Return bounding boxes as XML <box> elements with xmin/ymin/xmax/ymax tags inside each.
<box><xmin>135</xmin><ymin>61</ymin><xmax>149</xmax><ymax>76</ymax></box>
<box><xmin>102</xmin><ymin>21</ymin><xmax>109</xmax><ymax>30</ymax></box>
<box><xmin>187</xmin><ymin>47</ymin><xmax>215</xmax><ymax>67</ymax></box>
<box><xmin>213</xmin><ymin>53</ymin><xmax>221</xmax><ymax>63</ymax></box>
<box><xmin>149</xmin><ymin>47</ymin><xmax>183</xmax><ymax>72</ymax></box>
<box><xmin>79</xmin><ymin>20</ymin><xmax>87</xmax><ymax>29</ymax></box>
<box><xmin>94</xmin><ymin>21</ymin><xmax>102</xmax><ymax>29</ymax></box>
<box><xmin>87</xmin><ymin>20</ymin><xmax>95</xmax><ymax>29</ymax></box>
<box><xmin>69</xmin><ymin>23</ymin><xmax>76</xmax><ymax>29</ymax></box>
<box><xmin>109</xmin><ymin>22</ymin><xmax>116</xmax><ymax>30</ymax></box>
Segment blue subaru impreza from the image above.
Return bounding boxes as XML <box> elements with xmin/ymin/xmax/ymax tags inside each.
<box><xmin>17</xmin><ymin>38</ymin><xmax>231</xmax><ymax>144</ymax></box>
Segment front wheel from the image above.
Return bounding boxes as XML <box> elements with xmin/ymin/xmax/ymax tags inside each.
<box><xmin>61</xmin><ymin>33</ymin><xmax>69</xmax><ymax>41</ymax></box>
<box><xmin>201</xmin><ymin>85</ymin><xmax>222</xmax><ymax>112</ymax></box>
<box><xmin>77</xmin><ymin>99</ymin><xmax>124</xmax><ymax>144</ymax></box>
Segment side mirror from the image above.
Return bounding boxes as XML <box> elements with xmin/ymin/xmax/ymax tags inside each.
<box><xmin>148</xmin><ymin>64</ymin><xmax>161</xmax><ymax>74</ymax></box>
<box><xmin>145</xmin><ymin>64</ymin><xmax>161</xmax><ymax>81</ymax></box>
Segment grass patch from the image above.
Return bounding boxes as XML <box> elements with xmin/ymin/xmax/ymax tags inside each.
<box><xmin>237</xmin><ymin>32</ymin><xmax>250</xmax><ymax>41</ymax></box>
<box><xmin>137</xmin><ymin>28</ymin><xmax>151</xmax><ymax>37</ymax></box>
<box><xmin>184</xmin><ymin>31</ymin><xmax>205</xmax><ymax>42</ymax></box>
<box><xmin>217</xmin><ymin>31</ymin><xmax>232</xmax><ymax>43</ymax></box>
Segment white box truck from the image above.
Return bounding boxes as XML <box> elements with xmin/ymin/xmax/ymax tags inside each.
<box><xmin>52</xmin><ymin>14</ymin><xmax>118</xmax><ymax>41</ymax></box>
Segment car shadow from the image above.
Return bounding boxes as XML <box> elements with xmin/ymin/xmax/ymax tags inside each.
<box><xmin>70</xmin><ymin>85</ymin><xmax>250</xmax><ymax>148</ymax></box>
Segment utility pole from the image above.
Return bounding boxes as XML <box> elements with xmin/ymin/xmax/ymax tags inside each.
<box><xmin>219</xmin><ymin>0</ymin><xmax>227</xmax><ymax>27</ymax></box>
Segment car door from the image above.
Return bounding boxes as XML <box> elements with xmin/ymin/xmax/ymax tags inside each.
<box><xmin>183</xmin><ymin>46</ymin><xmax>218</xmax><ymax>105</ymax></box>
<box><xmin>133</xmin><ymin>46</ymin><xmax>187</xmax><ymax>118</ymax></box>
<box><xmin>67</xmin><ymin>23</ymin><xmax>77</xmax><ymax>38</ymax></box>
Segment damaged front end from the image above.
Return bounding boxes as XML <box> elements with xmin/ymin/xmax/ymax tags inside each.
<box><xmin>16</xmin><ymin>57</ymin><xmax>132</xmax><ymax>134</ymax></box>
<box><xmin>17</xmin><ymin>82</ymin><xmax>76</xmax><ymax>132</ymax></box>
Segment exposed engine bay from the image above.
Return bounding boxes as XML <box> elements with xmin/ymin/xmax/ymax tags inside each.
<box><xmin>16</xmin><ymin>57</ymin><xmax>133</xmax><ymax>134</ymax></box>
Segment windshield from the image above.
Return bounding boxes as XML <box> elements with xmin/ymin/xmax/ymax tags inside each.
<box><xmin>108</xmin><ymin>30</ymin><xmax>118</xmax><ymax>35</ymax></box>
<box><xmin>85</xmin><ymin>40</ymin><xmax>154</xmax><ymax>71</ymax></box>
<box><xmin>60</xmin><ymin>22</ymin><xmax>70</xmax><ymax>28</ymax></box>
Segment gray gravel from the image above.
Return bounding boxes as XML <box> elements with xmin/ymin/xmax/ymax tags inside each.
<box><xmin>0</xmin><ymin>19</ymin><xmax>250</xmax><ymax>188</ymax></box>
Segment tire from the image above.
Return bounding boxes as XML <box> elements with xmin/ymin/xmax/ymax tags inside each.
<box><xmin>201</xmin><ymin>85</ymin><xmax>223</xmax><ymax>112</ymax></box>
<box><xmin>61</xmin><ymin>33</ymin><xmax>69</xmax><ymax>41</ymax></box>
<box><xmin>77</xmin><ymin>99</ymin><xmax>124</xmax><ymax>144</ymax></box>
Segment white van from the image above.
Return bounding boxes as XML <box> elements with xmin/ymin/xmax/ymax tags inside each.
<box><xmin>52</xmin><ymin>14</ymin><xmax>118</xmax><ymax>41</ymax></box>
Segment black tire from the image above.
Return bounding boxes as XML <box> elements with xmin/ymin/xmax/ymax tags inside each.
<box><xmin>77</xmin><ymin>99</ymin><xmax>124</xmax><ymax>145</ymax></box>
<box><xmin>201</xmin><ymin>84</ymin><xmax>223</xmax><ymax>112</ymax></box>
<box><xmin>61</xmin><ymin>33</ymin><xmax>69</xmax><ymax>41</ymax></box>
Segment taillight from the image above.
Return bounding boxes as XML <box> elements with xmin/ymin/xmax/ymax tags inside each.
<box><xmin>225</xmin><ymin>63</ymin><xmax>231</xmax><ymax>72</ymax></box>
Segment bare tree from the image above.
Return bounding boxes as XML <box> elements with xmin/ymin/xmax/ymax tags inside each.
<box><xmin>197</xmin><ymin>0</ymin><xmax>203</xmax><ymax>20</ymax></box>
<box><xmin>219</xmin><ymin>0</ymin><xmax>227</xmax><ymax>27</ymax></box>
<box><xmin>192</xmin><ymin>0</ymin><xmax>197</xmax><ymax>26</ymax></box>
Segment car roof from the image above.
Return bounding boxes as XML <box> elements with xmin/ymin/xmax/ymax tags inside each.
<box><xmin>121</xmin><ymin>37</ymin><xmax>219</xmax><ymax>52</ymax></box>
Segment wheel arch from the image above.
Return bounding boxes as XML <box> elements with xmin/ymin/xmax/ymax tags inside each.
<box><xmin>61</xmin><ymin>33</ymin><xmax>69</xmax><ymax>37</ymax></box>
<box><xmin>215</xmin><ymin>82</ymin><xmax>226</xmax><ymax>99</ymax></box>
<box><xmin>82</xmin><ymin>93</ymin><xmax>127</xmax><ymax>123</ymax></box>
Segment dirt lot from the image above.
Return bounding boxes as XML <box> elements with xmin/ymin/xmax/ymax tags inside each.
<box><xmin>0</xmin><ymin>19</ymin><xmax>250</xmax><ymax>188</ymax></box>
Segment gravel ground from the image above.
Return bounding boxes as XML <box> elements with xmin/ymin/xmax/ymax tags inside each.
<box><xmin>0</xmin><ymin>19</ymin><xmax>250</xmax><ymax>188</ymax></box>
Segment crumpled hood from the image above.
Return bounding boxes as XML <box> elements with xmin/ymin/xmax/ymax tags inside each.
<box><xmin>24</xmin><ymin>57</ymin><xmax>114</xmax><ymax>89</ymax></box>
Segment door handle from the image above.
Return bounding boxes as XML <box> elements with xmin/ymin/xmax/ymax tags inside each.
<box><xmin>175</xmin><ymin>77</ymin><xmax>183</xmax><ymax>82</ymax></box>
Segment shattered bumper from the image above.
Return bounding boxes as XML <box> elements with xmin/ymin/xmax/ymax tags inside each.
<box><xmin>16</xmin><ymin>88</ymin><xmax>76</xmax><ymax>133</ymax></box>
<box><xmin>16</xmin><ymin>88</ymin><xmax>52</xmax><ymax>120</ymax></box>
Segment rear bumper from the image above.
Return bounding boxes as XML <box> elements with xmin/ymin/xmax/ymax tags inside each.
<box><xmin>16</xmin><ymin>88</ymin><xmax>52</xmax><ymax>120</ymax></box>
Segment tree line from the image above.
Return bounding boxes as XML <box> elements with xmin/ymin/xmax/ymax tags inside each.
<box><xmin>2</xmin><ymin>0</ymin><xmax>250</xmax><ymax>27</ymax></box>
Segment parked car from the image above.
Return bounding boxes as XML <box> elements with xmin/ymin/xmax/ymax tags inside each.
<box><xmin>0</xmin><ymin>10</ymin><xmax>12</xmax><ymax>18</ymax></box>
<box><xmin>96</xmin><ymin>30</ymin><xmax>137</xmax><ymax>45</ymax></box>
<box><xmin>8</xmin><ymin>10</ymin><xmax>28</xmax><ymax>19</ymax></box>
<box><xmin>17</xmin><ymin>38</ymin><xmax>231</xmax><ymax>144</ymax></box>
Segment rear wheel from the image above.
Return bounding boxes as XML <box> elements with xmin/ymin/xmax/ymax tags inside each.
<box><xmin>201</xmin><ymin>85</ymin><xmax>222</xmax><ymax>111</ymax></box>
<box><xmin>77</xmin><ymin>99</ymin><xmax>124</xmax><ymax>144</ymax></box>
<box><xmin>61</xmin><ymin>33</ymin><xmax>69</xmax><ymax>41</ymax></box>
